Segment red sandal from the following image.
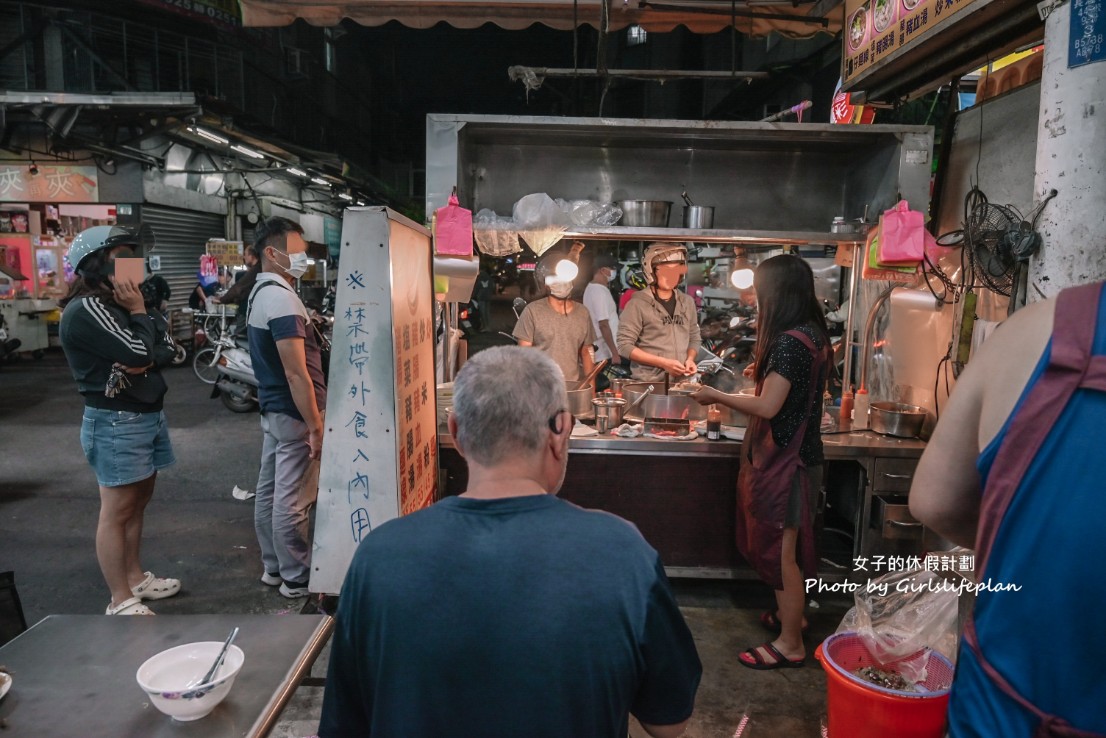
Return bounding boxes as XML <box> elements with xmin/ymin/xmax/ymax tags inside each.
<box><xmin>738</xmin><ymin>641</ymin><xmax>805</xmax><ymax>670</ymax></box>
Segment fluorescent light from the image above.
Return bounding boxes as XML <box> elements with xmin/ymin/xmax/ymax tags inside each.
<box><xmin>286</xmin><ymin>167</ymin><xmax>308</xmax><ymax>177</ymax></box>
<box><xmin>338</xmin><ymin>193</ymin><xmax>353</xmax><ymax>201</ymax></box>
<box><xmin>356</xmin><ymin>200</ymin><xmax>366</xmax><ymax>206</ymax></box>
<box><xmin>231</xmin><ymin>144</ymin><xmax>265</xmax><ymax>159</ymax></box>
<box><xmin>189</xmin><ymin>126</ymin><xmax>229</xmax><ymax>145</ymax></box>
<box><xmin>311</xmin><ymin>177</ymin><xmax>329</xmax><ymax>186</ymax></box>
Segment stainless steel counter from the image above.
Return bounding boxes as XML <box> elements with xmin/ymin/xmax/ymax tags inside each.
<box><xmin>438</xmin><ymin>426</ymin><xmax>927</xmax><ymax>460</ymax></box>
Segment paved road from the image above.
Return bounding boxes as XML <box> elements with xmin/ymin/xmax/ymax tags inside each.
<box><xmin>0</xmin><ymin>349</ymin><xmax>298</xmax><ymax>624</ymax></box>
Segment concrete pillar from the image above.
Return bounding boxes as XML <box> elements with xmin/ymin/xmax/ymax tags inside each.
<box><xmin>1031</xmin><ymin>0</ymin><xmax>1106</xmax><ymax>299</ymax></box>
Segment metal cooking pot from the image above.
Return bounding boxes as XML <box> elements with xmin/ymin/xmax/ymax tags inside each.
<box><xmin>622</xmin><ymin>382</ymin><xmax>706</xmax><ymax>422</ymax></box>
<box><xmin>566</xmin><ymin>381</ymin><xmax>595</xmax><ymax>419</ymax></box>
<box><xmin>592</xmin><ymin>397</ymin><xmax>626</xmax><ymax>433</ymax></box>
<box><xmin>682</xmin><ymin>205</ymin><xmax>715</xmax><ymax>229</ymax></box>
<box><xmin>617</xmin><ymin>200</ymin><xmax>672</xmax><ymax>228</ymax></box>
<box><xmin>869</xmin><ymin>401</ymin><xmax>926</xmax><ymax>438</ymax></box>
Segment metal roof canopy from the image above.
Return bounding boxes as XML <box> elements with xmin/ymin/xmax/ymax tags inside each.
<box><xmin>239</xmin><ymin>0</ymin><xmax>842</xmax><ymax>39</ymax></box>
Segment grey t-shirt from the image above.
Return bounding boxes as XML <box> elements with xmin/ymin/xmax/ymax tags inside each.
<box><xmin>513</xmin><ymin>298</ymin><xmax>596</xmax><ymax>381</ymax></box>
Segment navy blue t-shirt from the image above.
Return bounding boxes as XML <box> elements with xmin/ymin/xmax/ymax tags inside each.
<box><xmin>319</xmin><ymin>494</ymin><xmax>702</xmax><ymax>738</ymax></box>
<box><xmin>247</xmin><ymin>274</ymin><xmax>326</xmax><ymax>419</ymax></box>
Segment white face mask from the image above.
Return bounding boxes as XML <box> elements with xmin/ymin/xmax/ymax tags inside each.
<box><xmin>606</xmin><ymin>269</ymin><xmax>617</xmax><ymax>284</ymax></box>
<box><xmin>273</xmin><ymin>248</ymin><xmax>310</xmax><ymax>279</ymax></box>
<box><xmin>549</xmin><ymin>282</ymin><xmax>573</xmax><ymax>299</ymax></box>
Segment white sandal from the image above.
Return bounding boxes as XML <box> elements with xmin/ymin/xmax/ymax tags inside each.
<box><xmin>106</xmin><ymin>596</ymin><xmax>155</xmax><ymax>615</ymax></box>
<box><xmin>131</xmin><ymin>571</ymin><xmax>181</xmax><ymax>601</ymax></box>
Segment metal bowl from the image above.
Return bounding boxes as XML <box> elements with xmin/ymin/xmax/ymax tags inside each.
<box><xmin>869</xmin><ymin>401</ymin><xmax>927</xmax><ymax>438</ymax></box>
<box><xmin>617</xmin><ymin>200</ymin><xmax>672</xmax><ymax>227</ymax></box>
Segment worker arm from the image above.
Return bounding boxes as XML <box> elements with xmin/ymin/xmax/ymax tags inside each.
<box><xmin>640</xmin><ymin>721</ymin><xmax>690</xmax><ymax>738</ymax></box>
<box><xmin>691</xmin><ymin>372</ymin><xmax>790</xmax><ymax>419</ymax></box>
<box><xmin>511</xmin><ymin>304</ymin><xmax>537</xmax><ymax>346</ymax></box>
<box><xmin>276</xmin><ymin>336</ymin><xmax>324</xmax><ymax>460</ymax></box>
<box><xmin>598</xmin><ymin>319</ymin><xmax>620</xmax><ymax>360</ymax></box>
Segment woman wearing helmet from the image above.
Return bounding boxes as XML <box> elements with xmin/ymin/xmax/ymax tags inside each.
<box><xmin>616</xmin><ymin>243</ymin><xmax>701</xmax><ymax>382</ymax></box>
<box><xmin>59</xmin><ymin>225</ymin><xmax>180</xmax><ymax>616</ymax></box>
<box><xmin>512</xmin><ymin>244</ymin><xmax>596</xmax><ymax>383</ymax></box>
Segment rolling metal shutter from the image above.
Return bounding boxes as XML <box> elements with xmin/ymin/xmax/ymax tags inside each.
<box><xmin>140</xmin><ymin>205</ymin><xmax>227</xmax><ymax>310</ymax></box>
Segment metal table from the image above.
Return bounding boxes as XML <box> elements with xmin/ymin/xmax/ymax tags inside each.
<box><xmin>0</xmin><ymin>614</ymin><xmax>333</xmax><ymax>738</ymax></box>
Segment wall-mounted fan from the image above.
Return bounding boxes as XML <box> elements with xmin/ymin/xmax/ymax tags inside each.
<box><xmin>965</xmin><ymin>188</ymin><xmax>1056</xmax><ymax>299</ymax></box>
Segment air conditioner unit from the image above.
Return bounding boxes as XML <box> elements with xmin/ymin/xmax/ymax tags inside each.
<box><xmin>284</xmin><ymin>48</ymin><xmax>308</xmax><ymax>79</ymax></box>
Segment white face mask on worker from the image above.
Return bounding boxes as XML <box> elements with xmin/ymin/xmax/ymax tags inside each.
<box><xmin>549</xmin><ymin>282</ymin><xmax>573</xmax><ymax>299</ymax></box>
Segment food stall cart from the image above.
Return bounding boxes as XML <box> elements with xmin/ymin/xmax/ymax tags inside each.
<box><xmin>0</xmin><ymin>233</ymin><xmax>59</xmax><ymax>356</ymax></box>
<box><xmin>426</xmin><ymin>115</ymin><xmax>939</xmax><ymax>577</ymax></box>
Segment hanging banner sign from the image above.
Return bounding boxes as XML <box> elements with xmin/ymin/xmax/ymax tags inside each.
<box><xmin>843</xmin><ymin>0</ymin><xmax>981</xmax><ymax>85</ymax></box>
<box><xmin>1069</xmin><ymin>0</ymin><xmax>1106</xmax><ymax>67</ymax></box>
<box><xmin>134</xmin><ymin>0</ymin><xmax>241</xmax><ymax>28</ymax></box>
<box><xmin>0</xmin><ymin>165</ymin><xmax>99</xmax><ymax>203</ymax></box>
<box><xmin>205</xmin><ymin>239</ymin><xmax>243</xmax><ymax>269</ymax></box>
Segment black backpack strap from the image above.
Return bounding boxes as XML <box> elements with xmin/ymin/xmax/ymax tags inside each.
<box><xmin>245</xmin><ymin>279</ymin><xmax>291</xmax><ymax>327</ymax></box>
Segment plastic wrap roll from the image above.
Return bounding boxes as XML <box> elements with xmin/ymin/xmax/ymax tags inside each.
<box><xmin>433</xmin><ymin>255</ymin><xmax>479</xmax><ymax>303</ymax></box>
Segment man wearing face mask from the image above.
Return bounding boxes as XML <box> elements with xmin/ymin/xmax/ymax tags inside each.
<box><xmin>583</xmin><ymin>253</ymin><xmax>622</xmax><ymax>367</ymax></box>
<box><xmin>513</xmin><ymin>246</ymin><xmax>596</xmax><ymax>383</ymax></box>
<box><xmin>617</xmin><ymin>243</ymin><xmax>700</xmax><ymax>382</ymax></box>
<box><xmin>246</xmin><ymin>216</ymin><xmax>327</xmax><ymax>599</ymax></box>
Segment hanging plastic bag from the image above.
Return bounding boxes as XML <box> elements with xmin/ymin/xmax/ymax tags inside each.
<box><xmin>835</xmin><ymin>567</ymin><xmax>961</xmax><ymax>682</ymax></box>
<box><xmin>513</xmin><ymin>193</ymin><xmax>568</xmax><ymax>256</ymax></box>
<box><xmin>433</xmin><ymin>190</ymin><xmax>474</xmax><ymax>256</ymax></box>
<box><xmin>862</xmin><ymin>228</ymin><xmax>918</xmax><ymax>282</ymax></box>
<box><xmin>877</xmin><ymin>201</ymin><xmax>926</xmax><ymax>265</ymax></box>
<box><xmin>472</xmin><ymin>209</ymin><xmax>521</xmax><ymax>257</ymax></box>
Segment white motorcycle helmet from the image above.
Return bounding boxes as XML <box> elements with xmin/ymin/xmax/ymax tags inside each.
<box><xmin>642</xmin><ymin>243</ymin><xmax>687</xmax><ymax>286</ymax></box>
<box><xmin>67</xmin><ymin>224</ymin><xmax>149</xmax><ymax>275</ymax></box>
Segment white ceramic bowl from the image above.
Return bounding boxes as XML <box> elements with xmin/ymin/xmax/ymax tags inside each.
<box><xmin>136</xmin><ymin>642</ymin><xmax>245</xmax><ymax>721</ymax></box>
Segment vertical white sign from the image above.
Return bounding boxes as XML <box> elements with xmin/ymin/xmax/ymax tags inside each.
<box><xmin>311</xmin><ymin>207</ymin><xmax>437</xmax><ymax>594</ymax></box>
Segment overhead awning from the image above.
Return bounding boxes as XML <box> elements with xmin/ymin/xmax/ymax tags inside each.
<box><xmin>239</xmin><ymin>0</ymin><xmax>841</xmax><ymax>39</ymax></box>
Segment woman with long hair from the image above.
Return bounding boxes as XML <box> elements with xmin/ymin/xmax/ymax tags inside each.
<box><xmin>692</xmin><ymin>254</ymin><xmax>831</xmax><ymax>669</ymax></box>
<box><xmin>59</xmin><ymin>225</ymin><xmax>180</xmax><ymax>615</ymax></box>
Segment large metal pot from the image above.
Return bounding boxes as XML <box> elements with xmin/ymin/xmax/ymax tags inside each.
<box><xmin>622</xmin><ymin>382</ymin><xmax>706</xmax><ymax>422</ymax></box>
<box><xmin>869</xmin><ymin>401</ymin><xmax>926</xmax><ymax>438</ymax></box>
<box><xmin>566</xmin><ymin>381</ymin><xmax>595</xmax><ymax>419</ymax></box>
<box><xmin>617</xmin><ymin>200</ymin><xmax>672</xmax><ymax>227</ymax></box>
<box><xmin>682</xmin><ymin>205</ymin><xmax>715</xmax><ymax>229</ymax></box>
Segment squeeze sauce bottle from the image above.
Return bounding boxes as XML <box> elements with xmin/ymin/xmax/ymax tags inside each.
<box><xmin>853</xmin><ymin>388</ymin><xmax>870</xmax><ymax>430</ymax></box>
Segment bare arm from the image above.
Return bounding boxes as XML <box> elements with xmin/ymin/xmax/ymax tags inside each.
<box><xmin>598</xmin><ymin>319</ymin><xmax>619</xmax><ymax>360</ymax></box>
<box><xmin>517</xmin><ymin>339</ymin><xmax>534</xmax><ymax>348</ymax></box>
<box><xmin>579</xmin><ymin>342</ymin><xmax>595</xmax><ymax>376</ymax></box>
<box><xmin>909</xmin><ymin>298</ymin><xmax>1054</xmax><ymax>548</ymax></box>
<box><xmin>640</xmin><ymin>720</ymin><xmax>689</xmax><ymax>738</ymax></box>
<box><xmin>691</xmin><ymin>372</ymin><xmax>791</xmax><ymax>420</ymax></box>
<box><xmin>276</xmin><ymin>336</ymin><xmax>324</xmax><ymax>459</ymax></box>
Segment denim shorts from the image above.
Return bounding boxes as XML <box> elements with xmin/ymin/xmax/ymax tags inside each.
<box><xmin>80</xmin><ymin>408</ymin><xmax>176</xmax><ymax>488</ymax></box>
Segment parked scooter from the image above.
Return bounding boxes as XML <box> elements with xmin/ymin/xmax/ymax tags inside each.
<box><xmin>209</xmin><ymin>334</ymin><xmax>258</xmax><ymax>413</ymax></box>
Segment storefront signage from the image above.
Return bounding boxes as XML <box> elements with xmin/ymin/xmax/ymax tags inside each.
<box><xmin>205</xmin><ymin>239</ymin><xmax>243</xmax><ymax>269</ymax></box>
<box><xmin>843</xmin><ymin>0</ymin><xmax>980</xmax><ymax>85</ymax></box>
<box><xmin>134</xmin><ymin>0</ymin><xmax>240</xmax><ymax>28</ymax></box>
<box><xmin>1070</xmin><ymin>0</ymin><xmax>1106</xmax><ymax>67</ymax></box>
<box><xmin>0</xmin><ymin>165</ymin><xmax>99</xmax><ymax>203</ymax></box>
<box><xmin>313</xmin><ymin>208</ymin><xmax>436</xmax><ymax>594</ymax></box>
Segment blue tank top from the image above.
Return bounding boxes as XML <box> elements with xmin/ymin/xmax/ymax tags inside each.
<box><xmin>949</xmin><ymin>293</ymin><xmax>1106</xmax><ymax>737</ymax></box>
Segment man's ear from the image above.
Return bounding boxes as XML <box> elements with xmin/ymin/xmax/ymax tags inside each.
<box><xmin>549</xmin><ymin>411</ymin><xmax>570</xmax><ymax>461</ymax></box>
<box><xmin>447</xmin><ymin>414</ymin><xmax>465</xmax><ymax>459</ymax></box>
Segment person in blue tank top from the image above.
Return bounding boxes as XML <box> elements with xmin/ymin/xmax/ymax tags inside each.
<box><xmin>910</xmin><ymin>282</ymin><xmax>1106</xmax><ymax>737</ymax></box>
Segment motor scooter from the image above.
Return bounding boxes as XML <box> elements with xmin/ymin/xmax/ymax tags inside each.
<box><xmin>209</xmin><ymin>334</ymin><xmax>258</xmax><ymax>413</ymax></box>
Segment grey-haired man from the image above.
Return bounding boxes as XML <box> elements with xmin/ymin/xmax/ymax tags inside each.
<box><xmin>320</xmin><ymin>346</ymin><xmax>701</xmax><ymax>738</ymax></box>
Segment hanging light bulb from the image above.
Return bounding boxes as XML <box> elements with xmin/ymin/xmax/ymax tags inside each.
<box><xmin>730</xmin><ymin>253</ymin><xmax>754</xmax><ymax>290</ymax></box>
<box><xmin>553</xmin><ymin>259</ymin><xmax>579</xmax><ymax>283</ymax></box>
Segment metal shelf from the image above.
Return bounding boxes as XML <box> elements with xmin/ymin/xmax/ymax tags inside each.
<box><xmin>562</xmin><ymin>226</ymin><xmax>866</xmax><ymax>247</ymax></box>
